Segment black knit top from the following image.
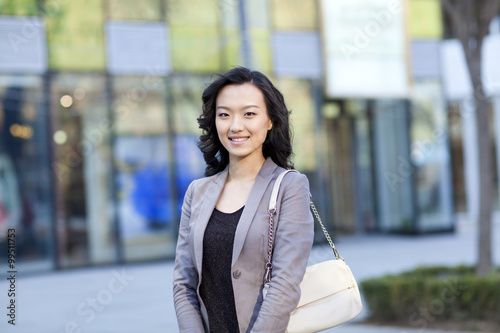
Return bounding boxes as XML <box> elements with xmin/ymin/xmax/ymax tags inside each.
<box><xmin>200</xmin><ymin>206</ymin><xmax>244</xmax><ymax>333</ymax></box>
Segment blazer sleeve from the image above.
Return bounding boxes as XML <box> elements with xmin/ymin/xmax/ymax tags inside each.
<box><xmin>251</xmin><ymin>173</ymin><xmax>314</xmax><ymax>333</ymax></box>
<box><xmin>173</xmin><ymin>181</ymin><xmax>206</xmax><ymax>332</ymax></box>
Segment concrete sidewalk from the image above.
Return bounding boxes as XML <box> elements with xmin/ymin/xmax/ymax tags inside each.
<box><xmin>1</xmin><ymin>215</ymin><xmax>498</xmax><ymax>333</ymax></box>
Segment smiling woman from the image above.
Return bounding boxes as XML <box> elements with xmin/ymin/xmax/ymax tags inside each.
<box><xmin>197</xmin><ymin>67</ymin><xmax>293</xmax><ymax>177</ymax></box>
<box><xmin>215</xmin><ymin>83</ymin><xmax>273</xmax><ymax>165</ymax></box>
<box><xmin>173</xmin><ymin>67</ymin><xmax>314</xmax><ymax>332</ymax></box>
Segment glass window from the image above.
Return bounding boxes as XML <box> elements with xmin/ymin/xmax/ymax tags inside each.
<box><xmin>169</xmin><ymin>27</ymin><xmax>221</xmax><ymax>72</ymax></box>
<box><xmin>108</xmin><ymin>0</ymin><xmax>162</xmax><ymax>21</ymax></box>
<box><xmin>271</xmin><ymin>0</ymin><xmax>318</xmax><ymax>30</ymax></box>
<box><xmin>246</xmin><ymin>0</ymin><xmax>271</xmax><ymax>72</ymax></box>
<box><xmin>447</xmin><ymin>102</ymin><xmax>465</xmax><ymax>212</ymax></box>
<box><xmin>410</xmin><ymin>79</ymin><xmax>454</xmax><ymax>231</ymax></box>
<box><xmin>373</xmin><ymin>100</ymin><xmax>415</xmax><ymax>232</ymax></box>
<box><xmin>167</xmin><ymin>0</ymin><xmax>221</xmax><ymax>72</ymax></box>
<box><xmin>275</xmin><ymin>79</ymin><xmax>333</xmax><ymax>238</ymax></box>
<box><xmin>349</xmin><ymin>100</ymin><xmax>377</xmax><ymax>232</ymax></box>
<box><xmin>167</xmin><ymin>0</ymin><xmax>219</xmax><ymax>26</ymax></box>
<box><xmin>322</xmin><ymin>104</ymin><xmax>357</xmax><ymax>233</ymax></box>
<box><xmin>111</xmin><ymin>75</ymin><xmax>176</xmax><ymax>262</ymax></box>
<box><xmin>50</xmin><ymin>74</ymin><xmax>115</xmax><ymax>267</ymax></box>
<box><xmin>169</xmin><ymin>75</ymin><xmax>205</xmax><ymax>134</ymax></box>
<box><xmin>249</xmin><ymin>29</ymin><xmax>272</xmax><ymax>73</ymax></box>
<box><xmin>167</xmin><ymin>75</ymin><xmax>206</xmax><ymax>213</ymax></box>
<box><xmin>0</xmin><ymin>0</ymin><xmax>37</xmax><ymax>16</ymax></box>
<box><xmin>219</xmin><ymin>0</ymin><xmax>242</xmax><ymax>69</ymax></box>
<box><xmin>0</xmin><ymin>74</ymin><xmax>54</xmax><ymax>272</ymax></box>
<box><xmin>45</xmin><ymin>0</ymin><xmax>105</xmax><ymax>71</ymax></box>
<box><xmin>276</xmin><ymin>78</ymin><xmax>316</xmax><ymax>171</ymax></box>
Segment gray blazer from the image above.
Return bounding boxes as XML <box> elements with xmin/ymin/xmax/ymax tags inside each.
<box><xmin>173</xmin><ymin>158</ymin><xmax>314</xmax><ymax>332</ymax></box>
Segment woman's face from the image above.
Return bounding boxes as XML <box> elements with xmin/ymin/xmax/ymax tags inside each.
<box><xmin>215</xmin><ymin>83</ymin><xmax>272</xmax><ymax>164</ymax></box>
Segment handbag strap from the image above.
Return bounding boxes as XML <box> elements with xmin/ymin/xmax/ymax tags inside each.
<box><xmin>264</xmin><ymin>170</ymin><xmax>343</xmax><ymax>284</ymax></box>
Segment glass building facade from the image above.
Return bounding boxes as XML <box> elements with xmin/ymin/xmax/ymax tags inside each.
<box><xmin>0</xmin><ymin>0</ymin><xmax>466</xmax><ymax>272</ymax></box>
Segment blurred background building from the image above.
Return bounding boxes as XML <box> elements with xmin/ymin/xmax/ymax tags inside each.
<box><xmin>0</xmin><ymin>0</ymin><xmax>499</xmax><ymax>272</ymax></box>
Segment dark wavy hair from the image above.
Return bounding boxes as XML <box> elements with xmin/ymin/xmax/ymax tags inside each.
<box><xmin>197</xmin><ymin>67</ymin><xmax>293</xmax><ymax>176</ymax></box>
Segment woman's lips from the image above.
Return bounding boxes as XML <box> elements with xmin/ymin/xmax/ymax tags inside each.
<box><xmin>229</xmin><ymin>137</ymin><xmax>249</xmax><ymax>145</ymax></box>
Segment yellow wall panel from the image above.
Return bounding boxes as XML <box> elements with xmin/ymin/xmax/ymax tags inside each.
<box><xmin>170</xmin><ymin>27</ymin><xmax>220</xmax><ymax>72</ymax></box>
<box><xmin>272</xmin><ymin>0</ymin><xmax>318</xmax><ymax>30</ymax></box>
<box><xmin>276</xmin><ymin>79</ymin><xmax>317</xmax><ymax>171</ymax></box>
<box><xmin>220</xmin><ymin>29</ymin><xmax>242</xmax><ymax>70</ymax></box>
<box><xmin>0</xmin><ymin>0</ymin><xmax>37</xmax><ymax>16</ymax></box>
<box><xmin>408</xmin><ymin>0</ymin><xmax>443</xmax><ymax>39</ymax></box>
<box><xmin>45</xmin><ymin>0</ymin><xmax>105</xmax><ymax>71</ymax></box>
<box><xmin>166</xmin><ymin>0</ymin><xmax>219</xmax><ymax>27</ymax></box>
<box><xmin>250</xmin><ymin>29</ymin><xmax>271</xmax><ymax>73</ymax></box>
<box><xmin>108</xmin><ymin>0</ymin><xmax>162</xmax><ymax>21</ymax></box>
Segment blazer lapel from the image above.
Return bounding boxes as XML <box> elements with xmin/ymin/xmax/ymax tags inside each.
<box><xmin>193</xmin><ymin>168</ymin><xmax>228</xmax><ymax>275</ymax></box>
<box><xmin>232</xmin><ymin>158</ymin><xmax>278</xmax><ymax>266</ymax></box>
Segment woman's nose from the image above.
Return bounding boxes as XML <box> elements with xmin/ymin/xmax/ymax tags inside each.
<box><xmin>230</xmin><ymin>115</ymin><xmax>244</xmax><ymax>132</ymax></box>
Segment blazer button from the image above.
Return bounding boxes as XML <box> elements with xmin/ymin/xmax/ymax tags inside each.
<box><xmin>232</xmin><ymin>270</ymin><xmax>241</xmax><ymax>279</ymax></box>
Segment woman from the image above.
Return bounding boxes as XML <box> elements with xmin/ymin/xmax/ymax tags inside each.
<box><xmin>173</xmin><ymin>67</ymin><xmax>314</xmax><ymax>332</ymax></box>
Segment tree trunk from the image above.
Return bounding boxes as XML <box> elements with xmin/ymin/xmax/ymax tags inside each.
<box><xmin>474</xmin><ymin>84</ymin><xmax>493</xmax><ymax>276</ymax></box>
<box><xmin>465</xmin><ymin>50</ymin><xmax>493</xmax><ymax>276</ymax></box>
<box><xmin>441</xmin><ymin>0</ymin><xmax>498</xmax><ymax>276</ymax></box>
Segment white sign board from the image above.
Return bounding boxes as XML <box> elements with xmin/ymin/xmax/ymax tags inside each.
<box><xmin>272</xmin><ymin>31</ymin><xmax>323</xmax><ymax>79</ymax></box>
<box><xmin>106</xmin><ymin>22</ymin><xmax>171</xmax><ymax>75</ymax></box>
<box><xmin>0</xmin><ymin>16</ymin><xmax>47</xmax><ymax>74</ymax></box>
<box><xmin>320</xmin><ymin>0</ymin><xmax>410</xmax><ymax>98</ymax></box>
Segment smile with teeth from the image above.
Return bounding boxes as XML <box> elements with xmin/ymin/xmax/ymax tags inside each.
<box><xmin>229</xmin><ymin>137</ymin><xmax>249</xmax><ymax>143</ymax></box>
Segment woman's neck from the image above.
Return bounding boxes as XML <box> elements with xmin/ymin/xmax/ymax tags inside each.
<box><xmin>227</xmin><ymin>155</ymin><xmax>266</xmax><ymax>182</ymax></box>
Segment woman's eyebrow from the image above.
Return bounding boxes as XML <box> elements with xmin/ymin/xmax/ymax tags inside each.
<box><xmin>242</xmin><ymin>104</ymin><xmax>260</xmax><ymax>109</ymax></box>
<box><xmin>216</xmin><ymin>104</ymin><xmax>260</xmax><ymax>110</ymax></box>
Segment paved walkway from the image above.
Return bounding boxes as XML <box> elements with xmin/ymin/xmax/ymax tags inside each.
<box><xmin>1</xmin><ymin>214</ymin><xmax>499</xmax><ymax>333</ymax></box>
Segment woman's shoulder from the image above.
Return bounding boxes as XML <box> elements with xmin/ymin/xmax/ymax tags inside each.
<box><xmin>186</xmin><ymin>170</ymin><xmax>225</xmax><ymax>193</ymax></box>
<box><xmin>273</xmin><ymin>167</ymin><xmax>310</xmax><ymax>191</ymax></box>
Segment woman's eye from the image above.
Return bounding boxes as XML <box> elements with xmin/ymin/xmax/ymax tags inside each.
<box><xmin>244</xmin><ymin>112</ymin><xmax>256</xmax><ymax>117</ymax></box>
<box><xmin>218</xmin><ymin>113</ymin><xmax>229</xmax><ymax>118</ymax></box>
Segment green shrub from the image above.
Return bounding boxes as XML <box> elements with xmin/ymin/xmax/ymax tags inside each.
<box><xmin>360</xmin><ymin>266</ymin><xmax>500</xmax><ymax>325</ymax></box>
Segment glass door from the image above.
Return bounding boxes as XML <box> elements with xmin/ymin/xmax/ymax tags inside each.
<box><xmin>111</xmin><ymin>75</ymin><xmax>175</xmax><ymax>262</ymax></box>
<box><xmin>350</xmin><ymin>100</ymin><xmax>377</xmax><ymax>232</ymax></box>
<box><xmin>0</xmin><ymin>75</ymin><xmax>54</xmax><ymax>271</ymax></box>
<box><xmin>323</xmin><ymin>102</ymin><xmax>356</xmax><ymax>233</ymax></box>
<box><xmin>50</xmin><ymin>74</ymin><xmax>115</xmax><ymax>267</ymax></box>
<box><xmin>410</xmin><ymin>80</ymin><xmax>454</xmax><ymax>231</ymax></box>
<box><xmin>372</xmin><ymin>100</ymin><xmax>416</xmax><ymax>233</ymax></box>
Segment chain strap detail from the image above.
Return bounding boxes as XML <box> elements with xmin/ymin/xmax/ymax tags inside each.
<box><xmin>309</xmin><ymin>194</ymin><xmax>343</xmax><ymax>261</ymax></box>
<box><xmin>265</xmin><ymin>193</ymin><xmax>344</xmax><ymax>285</ymax></box>
<box><xmin>264</xmin><ymin>209</ymin><xmax>276</xmax><ymax>284</ymax></box>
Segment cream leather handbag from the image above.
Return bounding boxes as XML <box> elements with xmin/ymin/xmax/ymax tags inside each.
<box><xmin>263</xmin><ymin>170</ymin><xmax>363</xmax><ymax>333</ymax></box>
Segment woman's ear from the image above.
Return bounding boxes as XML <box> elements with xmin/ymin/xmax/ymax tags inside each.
<box><xmin>267</xmin><ymin>120</ymin><xmax>273</xmax><ymax>131</ymax></box>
